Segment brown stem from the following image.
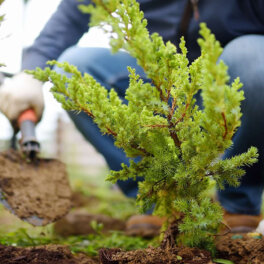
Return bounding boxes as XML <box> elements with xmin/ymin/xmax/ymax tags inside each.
<box><xmin>130</xmin><ymin>143</ymin><xmax>151</xmax><ymax>156</ymax></box>
<box><xmin>82</xmin><ymin>109</ymin><xmax>95</xmax><ymax>119</ymax></box>
<box><xmin>169</xmin><ymin>130</ymin><xmax>181</xmax><ymax>147</ymax></box>
<box><xmin>168</xmin><ymin>98</ymin><xmax>177</xmax><ymax>121</ymax></box>
<box><xmin>175</xmin><ymin>102</ymin><xmax>190</xmax><ymax>126</ymax></box>
<box><xmin>106</xmin><ymin>127</ymin><xmax>117</xmax><ymax>137</ymax></box>
<box><xmin>143</xmin><ymin>124</ymin><xmax>169</xmax><ymax>128</ymax></box>
<box><xmin>167</xmin><ymin>100</ymin><xmax>191</xmax><ymax>148</ymax></box>
<box><xmin>152</xmin><ymin>80</ymin><xmax>167</xmax><ymax>102</ymax></box>
<box><xmin>161</xmin><ymin>217</ymin><xmax>184</xmax><ymax>249</ymax></box>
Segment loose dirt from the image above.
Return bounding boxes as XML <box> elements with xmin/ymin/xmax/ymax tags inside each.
<box><xmin>0</xmin><ymin>150</ymin><xmax>72</xmax><ymax>225</ymax></box>
<box><xmin>0</xmin><ymin>244</ymin><xmax>98</xmax><ymax>264</ymax></box>
<box><xmin>216</xmin><ymin>233</ymin><xmax>264</xmax><ymax>264</ymax></box>
<box><xmin>99</xmin><ymin>231</ymin><xmax>264</xmax><ymax>263</ymax></box>
<box><xmin>1</xmin><ymin>233</ymin><xmax>264</xmax><ymax>263</ymax></box>
<box><xmin>99</xmin><ymin>246</ymin><xmax>212</xmax><ymax>264</ymax></box>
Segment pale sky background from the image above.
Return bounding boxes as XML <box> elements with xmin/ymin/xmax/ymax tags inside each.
<box><xmin>0</xmin><ymin>0</ymin><xmax>110</xmax><ymax>140</ymax></box>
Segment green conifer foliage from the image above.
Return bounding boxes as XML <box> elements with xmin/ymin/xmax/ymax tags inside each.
<box><xmin>29</xmin><ymin>0</ymin><xmax>258</xmax><ymax>249</ymax></box>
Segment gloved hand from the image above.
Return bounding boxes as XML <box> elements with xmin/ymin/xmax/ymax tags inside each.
<box><xmin>0</xmin><ymin>72</ymin><xmax>44</xmax><ymax>125</ymax></box>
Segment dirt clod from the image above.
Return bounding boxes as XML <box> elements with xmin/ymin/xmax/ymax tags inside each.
<box><xmin>0</xmin><ymin>150</ymin><xmax>72</xmax><ymax>225</ymax></box>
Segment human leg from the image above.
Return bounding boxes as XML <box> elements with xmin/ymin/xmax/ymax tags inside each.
<box><xmin>217</xmin><ymin>35</ymin><xmax>264</xmax><ymax>216</ymax></box>
<box><xmin>55</xmin><ymin>47</ymin><xmax>146</xmax><ymax>198</ymax></box>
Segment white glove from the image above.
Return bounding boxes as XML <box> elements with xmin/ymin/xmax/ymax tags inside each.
<box><xmin>256</xmin><ymin>219</ymin><xmax>264</xmax><ymax>235</ymax></box>
<box><xmin>0</xmin><ymin>72</ymin><xmax>44</xmax><ymax>123</ymax></box>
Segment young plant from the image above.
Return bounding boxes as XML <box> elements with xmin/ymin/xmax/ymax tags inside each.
<box><xmin>29</xmin><ymin>0</ymin><xmax>258</xmax><ymax>250</ymax></box>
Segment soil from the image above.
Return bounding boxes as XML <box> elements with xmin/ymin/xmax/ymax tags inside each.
<box><xmin>216</xmin><ymin>233</ymin><xmax>264</xmax><ymax>264</ymax></box>
<box><xmin>1</xmin><ymin>150</ymin><xmax>264</xmax><ymax>263</ymax></box>
<box><xmin>0</xmin><ymin>244</ymin><xmax>98</xmax><ymax>264</ymax></box>
<box><xmin>99</xmin><ymin>232</ymin><xmax>264</xmax><ymax>264</ymax></box>
<box><xmin>0</xmin><ymin>233</ymin><xmax>264</xmax><ymax>263</ymax></box>
<box><xmin>0</xmin><ymin>150</ymin><xmax>72</xmax><ymax>226</ymax></box>
<box><xmin>99</xmin><ymin>246</ymin><xmax>212</xmax><ymax>264</ymax></box>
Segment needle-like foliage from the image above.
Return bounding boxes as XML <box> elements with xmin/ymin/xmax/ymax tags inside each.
<box><xmin>28</xmin><ymin>0</ymin><xmax>258</xmax><ymax>250</ymax></box>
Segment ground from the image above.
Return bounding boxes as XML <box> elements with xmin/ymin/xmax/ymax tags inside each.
<box><xmin>0</xmin><ymin>157</ymin><xmax>264</xmax><ymax>263</ymax></box>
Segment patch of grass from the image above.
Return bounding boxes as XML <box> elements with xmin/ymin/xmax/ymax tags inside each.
<box><xmin>67</xmin><ymin>232</ymin><xmax>158</xmax><ymax>256</ymax></box>
<box><xmin>0</xmin><ymin>228</ymin><xmax>55</xmax><ymax>247</ymax></box>
<box><xmin>0</xmin><ymin>228</ymin><xmax>158</xmax><ymax>256</ymax></box>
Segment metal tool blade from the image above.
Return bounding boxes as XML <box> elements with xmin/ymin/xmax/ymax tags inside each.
<box><xmin>20</xmin><ymin>120</ymin><xmax>40</xmax><ymax>160</ymax></box>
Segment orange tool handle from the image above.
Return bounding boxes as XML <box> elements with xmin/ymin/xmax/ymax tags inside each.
<box><xmin>18</xmin><ymin>109</ymin><xmax>37</xmax><ymax>127</ymax></box>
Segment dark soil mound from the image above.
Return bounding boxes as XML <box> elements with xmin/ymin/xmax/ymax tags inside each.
<box><xmin>0</xmin><ymin>150</ymin><xmax>72</xmax><ymax>225</ymax></box>
<box><xmin>1</xmin><ymin>233</ymin><xmax>264</xmax><ymax>264</ymax></box>
<box><xmin>216</xmin><ymin>233</ymin><xmax>264</xmax><ymax>264</ymax></box>
<box><xmin>99</xmin><ymin>232</ymin><xmax>264</xmax><ymax>263</ymax></box>
<box><xmin>0</xmin><ymin>244</ymin><xmax>98</xmax><ymax>264</ymax></box>
<box><xmin>99</xmin><ymin>246</ymin><xmax>212</xmax><ymax>264</ymax></box>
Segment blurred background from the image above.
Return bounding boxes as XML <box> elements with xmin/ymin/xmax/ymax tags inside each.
<box><xmin>0</xmin><ymin>0</ymin><xmax>141</xmax><ymax>248</ymax></box>
<box><xmin>0</xmin><ymin>0</ymin><xmax>110</xmax><ymax>176</ymax></box>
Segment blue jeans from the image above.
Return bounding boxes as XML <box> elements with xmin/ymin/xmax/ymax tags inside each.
<box><xmin>56</xmin><ymin>35</ymin><xmax>264</xmax><ymax>214</ymax></box>
<box><xmin>217</xmin><ymin>35</ymin><xmax>264</xmax><ymax>215</ymax></box>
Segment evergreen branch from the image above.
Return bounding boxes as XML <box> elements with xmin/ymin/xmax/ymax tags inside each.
<box><xmin>90</xmin><ymin>0</ymin><xmax>169</xmax><ymax>103</ymax></box>
<box><xmin>221</xmin><ymin>112</ymin><xmax>228</xmax><ymax>139</ymax></box>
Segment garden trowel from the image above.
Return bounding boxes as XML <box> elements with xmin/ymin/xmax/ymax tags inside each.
<box><xmin>17</xmin><ymin>109</ymin><xmax>40</xmax><ymax>161</ymax></box>
<box><xmin>0</xmin><ymin>109</ymin><xmax>72</xmax><ymax>226</ymax></box>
